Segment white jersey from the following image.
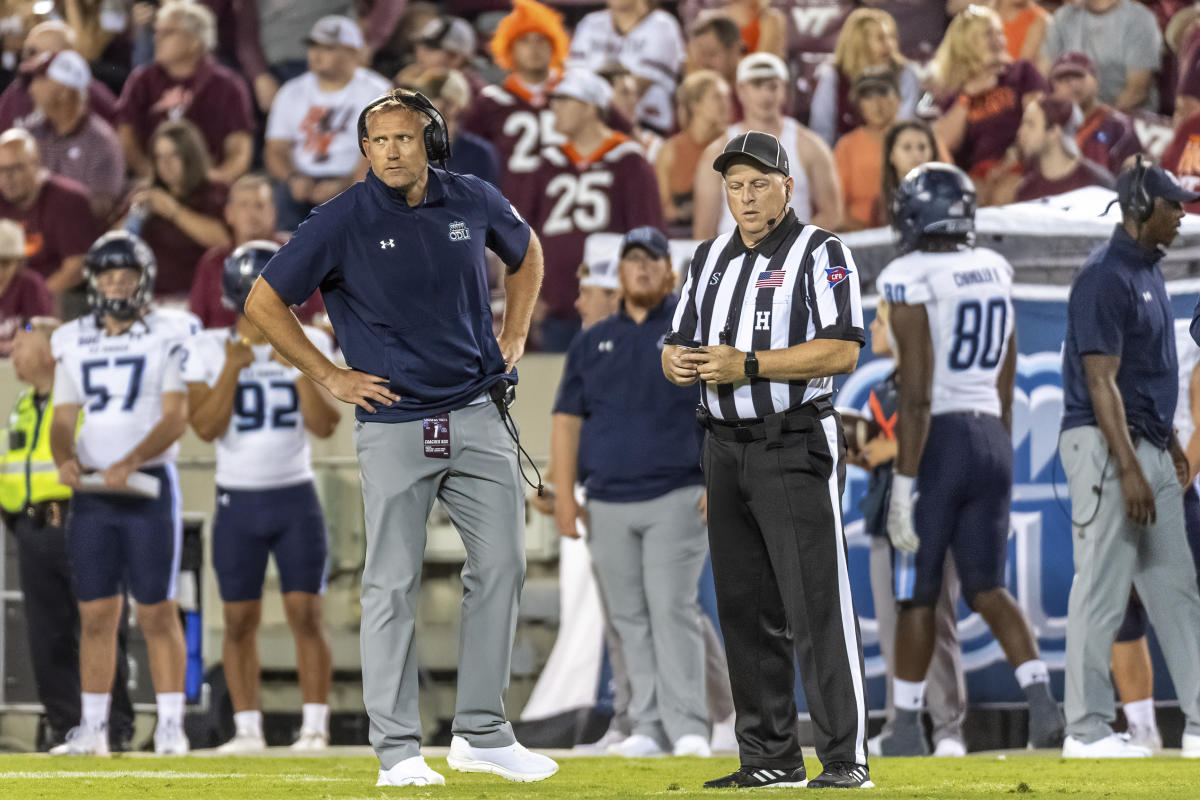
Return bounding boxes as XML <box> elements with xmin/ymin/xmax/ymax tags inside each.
<box><xmin>717</xmin><ymin>118</ymin><xmax>811</xmax><ymax>234</ymax></box>
<box><xmin>265</xmin><ymin>68</ymin><xmax>391</xmax><ymax>178</ymax></box>
<box><xmin>181</xmin><ymin>326</ymin><xmax>334</xmax><ymax>490</ymax></box>
<box><xmin>876</xmin><ymin>247</ymin><xmax>1015</xmax><ymax>418</ymax></box>
<box><xmin>1175</xmin><ymin>317</ymin><xmax>1200</xmax><ymax>446</ymax></box>
<box><xmin>52</xmin><ymin>308</ymin><xmax>199</xmax><ymax>470</ymax></box>
<box><xmin>567</xmin><ymin>9</ymin><xmax>685</xmax><ymax>133</ymax></box>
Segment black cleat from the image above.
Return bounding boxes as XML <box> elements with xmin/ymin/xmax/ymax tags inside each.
<box><xmin>703</xmin><ymin>765</ymin><xmax>808</xmax><ymax>789</ymax></box>
<box><xmin>807</xmin><ymin>761</ymin><xmax>874</xmax><ymax>789</ymax></box>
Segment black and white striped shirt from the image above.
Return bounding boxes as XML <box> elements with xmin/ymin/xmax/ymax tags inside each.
<box><xmin>667</xmin><ymin>210</ymin><xmax>865</xmax><ymax>421</ymax></box>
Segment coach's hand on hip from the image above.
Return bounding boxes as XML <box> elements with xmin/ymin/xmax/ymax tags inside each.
<box><xmin>694</xmin><ymin>345</ymin><xmax>745</xmax><ymax>384</ymax></box>
<box><xmin>325</xmin><ymin>368</ymin><xmax>401</xmax><ymax>413</ymax></box>
<box><xmin>498</xmin><ymin>330</ymin><xmax>525</xmax><ymax>373</ymax></box>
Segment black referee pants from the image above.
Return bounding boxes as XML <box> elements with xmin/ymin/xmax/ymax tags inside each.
<box><xmin>703</xmin><ymin>414</ymin><xmax>868</xmax><ymax>768</ymax></box>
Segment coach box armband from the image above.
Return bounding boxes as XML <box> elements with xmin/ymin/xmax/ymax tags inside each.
<box><xmin>77</xmin><ymin>471</ymin><xmax>162</xmax><ymax>499</ymax></box>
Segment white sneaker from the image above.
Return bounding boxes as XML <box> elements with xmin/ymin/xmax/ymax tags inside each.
<box><xmin>573</xmin><ymin>727</ymin><xmax>627</xmax><ymax>754</ymax></box>
<box><xmin>1127</xmin><ymin>725</ymin><xmax>1163</xmax><ymax>754</ymax></box>
<box><xmin>376</xmin><ymin>755</ymin><xmax>446</xmax><ymax>786</ymax></box>
<box><xmin>1062</xmin><ymin>733</ymin><xmax>1150</xmax><ymax>758</ymax></box>
<box><xmin>291</xmin><ymin>728</ymin><xmax>329</xmax><ymax>751</ymax></box>
<box><xmin>672</xmin><ymin>733</ymin><xmax>712</xmax><ymax>757</ymax></box>
<box><xmin>49</xmin><ymin>725</ymin><xmax>109</xmax><ymax>756</ymax></box>
<box><xmin>154</xmin><ymin>721</ymin><xmax>190</xmax><ymax>755</ymax></box>
<box><xmin>1181</xmin><ymin>732</ymin><xmax>1200</xmax><ymax>758</ymax></box>
<box><xmin>933</xmin><ymin>738</ymin><xmax>967</xmax><ymax>757</ymax></box>
<box><xmin>709</xmin><ymin>714</ymin><xmax>738</xmax><ymax>752</ymax></box>
<box><xmin>447</xmin><ymin>735</ymin><xmax>558</xmax><ymax>782</ymax></box>
<box><xmin>216</xmin><ymin>730</ymin><xmax>266</xmax><ymax>754</ymax></box>
<box><xmin>608</xmin><ymin>733</ymin><xmax>665</xmax><ymax>758</ymax></box>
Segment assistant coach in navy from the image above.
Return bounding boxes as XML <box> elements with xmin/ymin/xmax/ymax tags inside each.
<box><xmin>662</xmin><ymin>131</ymin><xmax>871</xmax><ymax>789</ymax></box>
<box><xmin>244</xmin><ymin>88</ymin><xmax>558</xmax><ymax>787</ymax></box>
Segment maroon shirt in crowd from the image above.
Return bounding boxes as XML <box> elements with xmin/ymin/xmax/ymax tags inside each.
<box><xmin>141</xmin><ymin>181</ymin><xmax>229</xmax><ymax>298</ymax></box>
<box><xmin>27</xmin><ymin>114</ymin><xmax>126</xmax><ymax>222</ymax></box>
<box><xmin>188</xmin><ymin>233</ymin><xmax>324</xmax><ymax>328</ymax></box>
<box><xmin>1015</xmin><ymin>157</ymin><xmax>1116</xmax><ymax>201</ymax></box>
<box><xmin>1074</xmin><ymin>105</ymin><xmax>1142</xmax><ymax>176</ymax></box>
<box><xmin>528</xmin><ymin>134</ymin><xmax>664</xmax><ymax>321</ymax></box>
<box><xmin>1162</xmin><ymin>112</ymin><xmax>1200</xmax><ymax>213</ymax></box>
<box><xmin>861</xmin><ymin>0</ymin><xmax>949</xmax><ymax>61</ymax></box>
<box><xmin>938</xmin><ymin>60</ymin><xmax>1046</xmax><ymax>178</ymax></box>
<box><xmin>0</xmin><ymin>174</ymin><xmax>97</xmax><ymax>282</ymax></box>
<box><xmin>0</xmin><ymin>75</ymin><xmax>117</xmax><ymax>131</ymax></box>
<box><xmin>0</xmin><ymin>268</ymin><xmax>52</xmax><ymax>355</ymax></box>
<box><xmin>116</xmin><ymin>55</ymin><xmax>254</xmax><ymax>163</ymax></box>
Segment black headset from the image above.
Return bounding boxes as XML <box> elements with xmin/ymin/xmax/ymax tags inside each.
<box><xmin>357</xmin><ymin>89</ymin><xmax>451</xmax><ymax>163</ymax></box>
<box><xmin>1127</xmin><ymin>154</ymin><xmax>1153</xmax><ymax>223</ymax></box>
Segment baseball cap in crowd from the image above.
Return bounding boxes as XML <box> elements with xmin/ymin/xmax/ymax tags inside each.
<box><xmin>736</xmin><ymin>52</ymin><xmax>788</xmax><ymax>84</ymax></box>
<box><xmin>1049</xmin><ymin>51</ymin><xmax>1096</xmax><ymax>82</ymax></box>
<box><xmin>1116</xmin><ymin>163</ymin><xmax>1200</xmax><ymax>209</ymax></box>
<box><xmin>26</xmin><ymin>49</ymin><xmax>90</xmax><ymax>93</ymax></box>
<box><xmin>552</xmin><ymin>69</ymin><xmax>612</xmax><ymax>110</ymax></box>
<box><xmin>1167</xmin><ymin>3</ymin><xmax>1200</xmax><ymax>53</ymax></box>
<box><xmin>0</xmin><ymin>219</ymin><xmax>25</xmax><ymax>260</ymax></box>
<box><xmin>419</xmin><ymin>16</ymin><xmax>477</xmax><ymax>57</ymax></box>
<box><xmin>850</xmin><ymin>70</ymin><xmax>899</xmax><ymax>101</ymax></box>
<box><xmin>712</xmin><ymin>130</ymin><xmax>790</xmax><ymax>176</ymax></box>
<box><xmin>578</xmin><ymin>258</ymin><xmax>621</xmax><ymax>290</ymax></box>
<box><xmin>620</xmin><ymin>226</ymin><xmax>670</xmax><ymax>260</ymax></box>
<box><xmin>305</xmin><ymin>15</ymin><xmax>364</xmax><ymax>50</ymax></box>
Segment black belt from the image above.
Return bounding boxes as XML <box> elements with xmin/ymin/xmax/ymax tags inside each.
<box><xmin>697</xmin><ymin>399</ymin><xmax>834</xmax><ymax>446</ymax></box>
<box><xmin>6</xmin><ymin>499</ymin><xmax>67</xmax><ymax>529</ymax></box>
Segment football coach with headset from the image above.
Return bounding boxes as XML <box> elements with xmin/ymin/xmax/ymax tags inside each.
<box><xmin>1059</xmin><ymin>158</ymin><xmax>1200</xmax><ymax>758</ymax></box>
<box><xmin>243</xmin><ymin>88</ymin><xmax>557</xmax><ymax>786</ymax></box>
<box><xmin>662</xmin><ymin>131</ymin><xmax>872</xmax><ymax>789</ymax></box>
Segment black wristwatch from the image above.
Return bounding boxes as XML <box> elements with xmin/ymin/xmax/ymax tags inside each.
<box><xmin>744</xmin><ymin>351</ymin><xmax>759</xmax><ymax>378</ymax></box>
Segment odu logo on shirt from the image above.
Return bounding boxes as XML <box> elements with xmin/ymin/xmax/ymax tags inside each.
<box><xmin>449</xmin><ymin>220</ymin><xmax>471</xmax><ymax>242</ymax></box>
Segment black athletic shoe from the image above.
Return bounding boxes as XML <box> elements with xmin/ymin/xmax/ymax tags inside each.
<box><xmin>807</xmin><ymin>762</ymin><xmax>873</xmax><ymax>789</ymax></box>
<box><xmin>703</xmin><ymin>765</ymin><xmax>808</xmax><ymax>789</ymax></box>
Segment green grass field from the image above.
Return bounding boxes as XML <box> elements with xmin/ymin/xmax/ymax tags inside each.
<box><xmin>0</xmin><ymin>752</ymin><xmax>1196</xmax><ymax>799</ymax></box>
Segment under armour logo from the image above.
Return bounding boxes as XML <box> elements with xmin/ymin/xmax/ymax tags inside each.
<box><xmin>1143</xmin><ymin>290</ymin><xmax>1153</xmax><ymax>302</ymax></box>
<box><xmin>218</xmin><ymin>493</ymin><xmax>230</xmax><ymax>507</ymax></box>
<box><xmin>598</xmin><ymin>340</ymin><xmax>614</xmax><ymax>352</ymax></box>
<box><xmin>380</xmin><ymin>239</ymin><xmax>395</xmax><ymax>249</ymax></box>
<box><xmin>755</xmin><ymin>310</ymin><xmax>771</xmax><ymax>330</ymax></box>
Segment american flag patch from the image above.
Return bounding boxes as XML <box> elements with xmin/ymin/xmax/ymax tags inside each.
<box><xmin>755</xmin><ymin>270</ymin><xmax>786</xmax><ymax>288</ymax></box>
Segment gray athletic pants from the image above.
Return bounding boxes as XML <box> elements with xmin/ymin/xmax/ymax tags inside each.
<box><xmin>354</xmin><ymin>400</ymin><xmax>525</xmax><ymax>769</ymax></box>
<box><xmin>588</xmin><ymin>486</ymin><xmax>711</xmax><ymax>744</ymax></box>
<box><xmin>1060</xmin><ymin>426</ymin><xmax>1200</xmax><ymax>742</ymax></box>
<box><xmin>868</xmin><ymin>536</ymin><xmax>966</xmax><ymax>745</ymax></box>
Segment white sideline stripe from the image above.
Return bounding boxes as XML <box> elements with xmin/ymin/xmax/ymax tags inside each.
<box><xmin>0</xmin><ymin>771</ymin><xmax>355</xmax><ymax>781</ymax></box>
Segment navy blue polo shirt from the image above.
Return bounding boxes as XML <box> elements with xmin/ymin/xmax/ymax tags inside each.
<box><xmin>1062</xmin><ymin>225</ymin><xmax>1178</xmax><ymax>448</ymax></box>
<box><xmin>553</xmin><ymin>294</ymin><xmax>704</xmax><ymax>503</ymax></box>
<box><xmin>261</xmin><ymin>167</ymin><xmax>530</xmax><ymax>422</ymax></box>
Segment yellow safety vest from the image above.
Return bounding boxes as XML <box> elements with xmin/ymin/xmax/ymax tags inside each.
<box><xmin>0</xmin><ymin>390</ymin><xmax>72</xmax><ymax>513</ymax></box>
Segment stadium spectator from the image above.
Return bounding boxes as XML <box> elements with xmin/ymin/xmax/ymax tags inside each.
<box><xmin>461</xmin><ymin>0</ymin><xmax>571</xmax><ymax>218</ymax></box>
<box><xmin>655</xmin><ymin>70</ymin><xmax>732</xmax><ymax>230</ymax></box>
<box><xmin>1039</xmin><ymin>0</ymin><xmax>1163</xmax><ymax>112</ymax></box>
<box><xmin>1168</xmin><ymin>3</ymin><xmax>1200</xmax><ymax>123</ymax></box>
<box><xmin>0</xmin><ymin>129</ymin><xmax>97</xmax><ymax>294</ymax></box>
<box><xmin>1159</xmin><ymin>75</ymin><xmax>1200</xmax><ymax>208</ymax></box>
<box><xmin>992</xmin><ymin>0</ymin><xmax>1050</xmax><ymax>63</ymax></box>
<box><xmin>117</xmin><ymin>0</ymin><xmax>254</xmax><ymax>184</ymax></box>
<box><xmin>698</xmin><ymin>0</ymin><xmax>785</xmax><ymax>58</ymax></box>
<box><xmin>0</xmin><ymin>222</ymin><xmax>50</xmax><ymax>352</ymax></box>
<box><xmin>1049</xmin><ymin>52</ymin><xmax>1143</xmax><ymax>177</ymax></box>
<box><xmin>693</xmin><ymin>53</ymin><xmax>843</xmax><ymax>238</ymax></box>
<box><xmin>686</xmin><ymin>16</ymin><xmax>744</xmax><ymax>88</ymax></box>
<box><xmin>552</xmin><ymin>226</ymin><xmax>712</xmax><ymax>759</ymax></box>
<box><xmin>1013</xmin><ymin>96</ymin><xmax>1116</xmax><ymax>202</ymax></box>
<box><xmin>189</xmin><ymin>174</ymin><xmax>323</xmax><ymax>329</ymax></box>
<box><xmin>394</xmin><ymin>16</ymin><xmax>483</xmax><ymax>95</ymax></box>
<box><xmin>125</xmin><ymin>119</ymin><xmax>230</xmax><ymax>298</ymax></box>
<box><xmin>24</xmin><ymin>51</ymin><xmax>126</xmax><ymax>224</ymax></box>
<box><xmin>931</xmin><ymin>5</ymin><xmax>1045</xmax><ymax>203</ymax></box>
<box><xmin>834</xmin><ymin>72</ymin><xmax>902</xmax><ymax>231</ymax></box>
<box><xmin>809</xmin><ymin>9</ymin><xmax>920</xmax><ymax>147</ymax></box>
<box><xmin>861</xmin><ymin>0</ymin><xmax>950</xmax><ymax>61</ymax></box>
<box><xmin>567</xmin><ymin>0</ymin><xmax>686</xmax><ymax>135</ymax></box>
<box><xmin>0</xmin><ymin>20</ymin><xmax>118</xmax><ymax>132</ymax></box>
<box><xmin>264</xmin><ymin>15</ymin><xmax>388</xmax><ymax>231</ymax></box>
<box><xmin>877</xmin><ymin>120</ymin><xmax>946</xmax><ymax>227</ymax></box>
<box><xmin>598</xmin><ymin>62</ymin><xmax>663</xmax><ymax>161</ymax></box>
<box><xmin>410</xmin><ymin>69</ymin><xmax>500</xmax><ymax>187</ymax></box>
<box><xmin>529</xmin><ymin>70</ymin><xmax>663</xmax><ymax>352</ymax></box>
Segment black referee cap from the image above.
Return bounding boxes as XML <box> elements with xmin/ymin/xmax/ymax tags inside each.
<box><xmin>712</xmin><ymin>131</ymin><xmax>789</xmax><ymax>177</ymax></box>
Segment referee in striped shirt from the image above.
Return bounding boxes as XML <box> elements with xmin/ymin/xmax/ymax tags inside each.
<box><xmin>662</xmin><ymin>131</ymin><xmax>871</xmax><ymax>790</ymax></box>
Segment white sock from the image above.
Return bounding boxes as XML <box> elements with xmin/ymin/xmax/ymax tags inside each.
<box><xmin>156</xmin><ymin>692</ymin><xmax>185</xmax><ymax>728</ymax></box>
<box><xmin>234</xmin><ymin>710</ymin><xmax>263</xmax><ymax>737</ymax></box>
<box><xmin>893</xmin><ymin>678</ymin><xmax>926</xmax><ymax>711</ymax></box>
<box><xmin>1125</xmin><ymin>698</ymin><xmax>1157</xmax><ymax>732</ymax></box>
<box><xmin>301</xmin><ymin>703</ymin><xmax>329</xmax><ymax>735</ymax></box>
<box><xmin>1014</xmin><ymin>659</ymin><xmax>1050</xmax><ymax>689</ymax></box>
<box><xmin>81</xmin><ymin>692</ymin><xmax>111</xmax><ymax>731</ymax></box>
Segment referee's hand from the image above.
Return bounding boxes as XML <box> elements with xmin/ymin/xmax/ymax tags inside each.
<box><xmin>325</xmin><ymin>368</ymin><xmax>401</xmax><ymax>413</ymax></box>
<box><xmin>694</xmin><ymin>345</ymin><xmax>745</xmax><ymax>384</ymax></box>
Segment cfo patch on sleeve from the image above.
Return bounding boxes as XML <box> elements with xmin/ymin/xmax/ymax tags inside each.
<box><xmin>825</xmin><ymin>265</ymin><xmax>851</xmax><ymax>287</ymax></box>
<box><xmin>423</xmin><ymin>414</ymin><xmax>450</xmax><ymax>458</ymax></box>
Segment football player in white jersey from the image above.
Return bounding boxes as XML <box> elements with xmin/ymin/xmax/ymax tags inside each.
<box><xmin>183</xmin><ymin>241</ymin><xmax>340</xmax><ymax>752</ymax></box>
<box><xmin>48</xmin><ymin>231</ymin><xmax>199</xmax><ymax>756</ymax></box>
<box><xmin>874</xmin><ymin>164</ymin><xmax>1065</xmax><ymax>755</ymax></box>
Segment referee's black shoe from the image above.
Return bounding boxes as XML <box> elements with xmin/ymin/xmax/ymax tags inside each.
<box><xmin>807</xmin><ymin>761</ymin><xmax>874</xmax><ymax>789</ymax></box>
<box><xmin>703</xmin><ymin>765</ymin><xmax>807</xmax><ymax>788</ymax></box>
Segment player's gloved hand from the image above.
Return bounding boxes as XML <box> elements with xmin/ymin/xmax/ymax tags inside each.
<box><xmin>887</xmin><ymin>473</ymin><xmax>920</xmax><ymax>553</ymax></box>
